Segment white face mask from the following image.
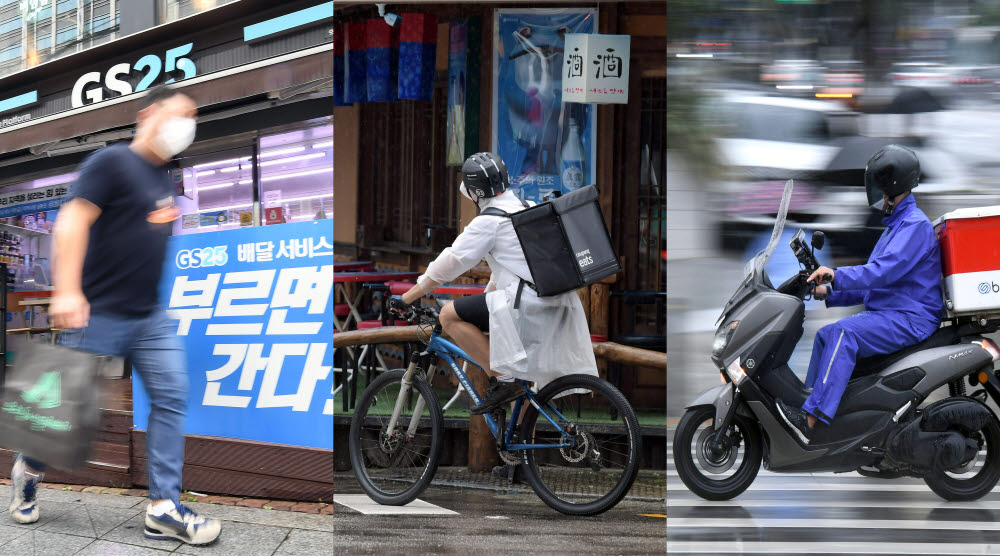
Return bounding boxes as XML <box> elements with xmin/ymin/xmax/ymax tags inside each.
<box><xmin>460</xmin><ymin>182</ymin><xmax>488</xmax><ymax>210</ymax></box>
<box><xmin>150</xmin><ymin>116</ymin><xmax>196</xmax><ymax>159</ymax></box>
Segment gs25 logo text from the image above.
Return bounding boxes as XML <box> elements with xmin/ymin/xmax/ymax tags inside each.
<box><xmin>176</xmin><ymin>246</ymin><xmax>228</xmax><ymax>269</ymax></box>
<box><xmin>72</xmin><ymin>43</ymin><xmax>196</xmax><ymax>109</ymax></box>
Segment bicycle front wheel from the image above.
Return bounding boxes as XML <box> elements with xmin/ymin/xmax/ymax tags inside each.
<box><xmin>348</xmin><ymin>369</ymin><xmax>444</xmax><ymax>505</ymax></box>
<box><xmin>519</xmin><ymin>374</ymin><xmax>642</xmax><ymax>516</ymax></box>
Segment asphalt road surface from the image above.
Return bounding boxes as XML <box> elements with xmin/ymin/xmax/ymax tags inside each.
<box><xmin>334</xmin><ymin>481</ymin><xmax>666</xmax><ymax>555</ymax></box>
<box><xmin>666</xmin><ymin>425</ymin><xmax>1000</xmax><ymax>555</ymax></box>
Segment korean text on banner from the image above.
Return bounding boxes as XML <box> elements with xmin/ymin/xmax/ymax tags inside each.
<box><xmin>134</xmin><ymin>220</ymin><xmax>334</xmax><ymax>450</ymax></box>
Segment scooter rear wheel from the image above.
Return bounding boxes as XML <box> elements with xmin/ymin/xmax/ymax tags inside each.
<box><xmin>924</xmin><ymin>414</ymin><xmax>1000</xmax><ymax>502</ymax></box>
<box><xmin>673</xmin><ymin>405</ymin><xmax>763</xmax><ymax>501</ymax></box>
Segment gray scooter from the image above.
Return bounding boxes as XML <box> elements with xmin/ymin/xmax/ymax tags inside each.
<box><xmin>673</xmin><ymin>180</ymin><xmax>1000</xmax><ymax>501</ymax></box>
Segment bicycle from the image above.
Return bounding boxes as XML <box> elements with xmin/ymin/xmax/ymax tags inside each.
<box><xmin>348</xmin><ymin>305</ymin><xmax>642</xmax><ymax>516</ymax></box>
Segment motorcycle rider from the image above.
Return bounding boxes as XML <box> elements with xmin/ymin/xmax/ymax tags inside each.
<box><xmin>777</xmin><ymin>144</ymin><xmax>944</xmax><ymax>443</ymax></box>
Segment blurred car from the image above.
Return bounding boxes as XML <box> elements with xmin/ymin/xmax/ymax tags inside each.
<box><xmin>706</xmin><ymin>94</ymin><xmax>857</xmax><ymax>252</ymax></box>
<box><xmin>816</xmin><ymin>60</ymin><xmax>864</xmax><ymax>108</ymax></box>
<box><xmin>708</xmin><ymin>94</ymin><xmax>858</xmax><ymax>176</ymax></box>
<box><xmin>709</xmin><ymin>94</ymin><xmax>974</xmax><ymax>260</ymax></box>
<box><xmin>889</xmin><ymin>62</ymin><xmax>953</xmax><ymax>89</ymax></box>
<box><xmin>759</xmin><ymin>59</ymin><xmax>824</xmax><ymax>97</ymax></box>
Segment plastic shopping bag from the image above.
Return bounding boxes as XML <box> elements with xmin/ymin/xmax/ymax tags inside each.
<box><xmin>0</xmin><ymin>339</ymin><xmax>103</xmax><ymax>469</ymax></box>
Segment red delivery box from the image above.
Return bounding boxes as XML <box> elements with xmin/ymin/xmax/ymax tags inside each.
<box><xmin>935</xmin><ymin>206</ymin><xmax>1000</xmax><ymax>314</ymax></box>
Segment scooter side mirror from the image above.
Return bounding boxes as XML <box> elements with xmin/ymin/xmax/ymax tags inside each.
<box><xmin>812</xmin><ymin>231</ymin><xmax>826</xmax><ymax>251</ymax></box>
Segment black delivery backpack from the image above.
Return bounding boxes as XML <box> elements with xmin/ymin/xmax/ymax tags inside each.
<box><xmin>482</xmin><ymin>185</ymin><xmax>621</xmax><ymax>306</ymax></box>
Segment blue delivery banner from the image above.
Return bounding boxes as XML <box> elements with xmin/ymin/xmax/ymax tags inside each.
<box><xmin>492</xmin><ymin>8</ymin><xmax>597</xmax><ymax>203</ymax></box>
<box><xmin>133</xmin><ymin>220</ymin><xmax>334</xmax><ymax>450</ymax></box>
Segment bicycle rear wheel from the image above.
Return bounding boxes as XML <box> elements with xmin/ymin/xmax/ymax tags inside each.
<box><xmin>348</xmin><ymin>369</ymin><xmax>444</xmax><ymax>505</ymax></box>
<box><xmin>519</xmin><ymin>374</ymin><xmax>642</xmax><ymax>516</ymax></box>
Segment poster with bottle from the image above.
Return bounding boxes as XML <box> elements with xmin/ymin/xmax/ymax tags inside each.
<box><xmin>492</xmin><ymin>8</ymin><xmax>596</xmax><ymax>203</ymax></box>
<box><xmin>22</xmin><ymin>214</ymin><xmax>34</xmax><ymax>231</ymax></box>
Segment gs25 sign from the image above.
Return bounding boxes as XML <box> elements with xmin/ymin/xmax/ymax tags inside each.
<box><xmin>71</xmin><ymin>43</ymin><xmax>197</xmax><ymax>109</ymax></box>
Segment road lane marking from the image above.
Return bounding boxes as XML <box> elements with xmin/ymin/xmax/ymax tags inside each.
<box><xmin>666</xmin><ymin>541</ymin><xmax>1000</xmax><ymax>554</ymax></box>
<box><xmin>667</xmin><ymin>497</ymin><xmax>1000</xmax><ymax>509</ymax></box>
<box><xmin>667</xmin><ymin>517</ymin><xmax>1000</xmax><ymax>531</ymax></box>
<box><xmin>333</xmin><ymin>494</ymin><xmax>458</xmax><ymax>516</ymax></box>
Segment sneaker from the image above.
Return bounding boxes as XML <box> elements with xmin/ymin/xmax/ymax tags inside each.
<box><xmin>470</xmin><ymin>378</ymin><xmax>523</xmax><ymax>415</ymax></box>
<box><xmin>144</xmin><ymin>502</ymin><xmax>221</xmax><ymax>545</ymax></box>
<box><xmin>8</xmin><ymin>455</ymin><xmax>43</xmax><ymax>524</ymax></box>
<box><xmin>776</xmin><ymin>399</ymin><xmax>815</xmax><ymax>445</ymax></box>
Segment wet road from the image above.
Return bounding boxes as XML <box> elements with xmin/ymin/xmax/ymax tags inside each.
<box><xmin>666</xmin><ymin>425</ymin><xmax>1000</xmax><ymax>555</ymax></box>
<box><xmin>334</xmin><ymin>482</ymin><xmax>666</xmax><ymax>554</ymax></box>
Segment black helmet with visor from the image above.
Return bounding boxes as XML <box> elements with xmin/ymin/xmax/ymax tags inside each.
<box><xmin>864</xmin><ymin>144</ymin><xmax>920</xmax><ymax>216</ymax></box>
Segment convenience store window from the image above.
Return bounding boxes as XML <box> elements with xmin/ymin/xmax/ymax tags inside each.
<box><xmin>0</xmin><ymin>169</ymin><xmax>79</xmax><ymax>292</ymax></box>
<box><xmin>258</xmin><ymin>118</ymin><xmax>332</xmax><ymax>226</ymax></box>
<box><xmin>172</xmin><ymin>146</ymin><xmax>256</xmax><ymax>235</ymax></box>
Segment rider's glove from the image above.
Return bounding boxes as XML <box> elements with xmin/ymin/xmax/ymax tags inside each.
<box><xmin>387</xmin><ymin>295</ymin><xmax>414</xmax><ymax>320</ymax></box>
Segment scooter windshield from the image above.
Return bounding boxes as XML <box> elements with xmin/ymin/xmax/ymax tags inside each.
<box><xmin>720</xmin><ymin>180</ymin><xmax>794</xmax><ymax>326</ymax></box>
<box><xmin>745</xmin><ymin>179</ymin><xmax>794</xmax><ymax>280</ymax></box>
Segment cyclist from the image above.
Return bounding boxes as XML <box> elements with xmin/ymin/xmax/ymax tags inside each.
<box><xmin>390</xmin><ymin>152</ymin><xmax>598</xmax><ymax>425</ymax></box>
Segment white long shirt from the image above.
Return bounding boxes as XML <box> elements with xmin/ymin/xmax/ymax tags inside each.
<box><xmin>417</xmin><ymin>190</ymin><xmax>599</xmax><ymax>387</ymax></box>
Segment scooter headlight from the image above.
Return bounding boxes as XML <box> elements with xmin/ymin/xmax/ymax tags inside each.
<box><xmin>712</xmin><ymin>321</ymin><xmax>739</xmax><ymax>358</ymax></box>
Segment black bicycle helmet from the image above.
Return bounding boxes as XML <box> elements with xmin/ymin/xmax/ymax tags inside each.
<box><xmin>864</xmin><ymin>144</ymin><xmax>920</xmax><ymax>215</ymax></box>
<box><xmin>460</xmin><ymin>152</ymin><xmax>509</xmax><ymax>202</ymax></box>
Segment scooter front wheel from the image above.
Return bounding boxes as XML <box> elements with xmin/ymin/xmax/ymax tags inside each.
<box><xmin>673</xmin><ymin>405</ymin><xmax>762</xmax><ymax>501</ymax></box>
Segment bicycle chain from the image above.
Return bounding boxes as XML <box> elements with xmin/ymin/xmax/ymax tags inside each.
<box><xmin>499</xmin><ymin>449</ymin><xmax>522</xmax><ymax>465</ymax></box>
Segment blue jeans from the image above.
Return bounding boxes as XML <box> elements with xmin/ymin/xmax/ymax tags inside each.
<box><xmin>22</xmin><ymin>310</ymin><xmax>188</xmax><ymax>502</ymax></box>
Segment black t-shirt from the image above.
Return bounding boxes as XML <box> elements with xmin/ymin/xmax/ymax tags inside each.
<box><xmin>69</xmin><ymin>143</ymin><xmax>176</xmax><ymax>316</ymax></box>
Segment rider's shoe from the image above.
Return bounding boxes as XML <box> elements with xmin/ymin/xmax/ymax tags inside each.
<box><xmin>776</xmin><ymin>399</ymin><xmax>815</xmax><ymax>445</ymax></box>
<box><xmin>492</xmin><ymin>464</ymin><xmax>527</xmax><ymax>485</ymax></box>
<box><xmin>470</xmin><ymin>378</ymin><xmax>522</xmax><ymax>415</ymax></box>
<box><xmin>9</xmin><ymin>455</ymin><xmax>43</xmax><ymax>524</ymax></box>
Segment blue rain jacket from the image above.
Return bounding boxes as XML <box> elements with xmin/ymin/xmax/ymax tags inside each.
<box><xmin>825</xmin><ymin>194</ymin><xmax>943</xmax><ymax>333</ymax></box>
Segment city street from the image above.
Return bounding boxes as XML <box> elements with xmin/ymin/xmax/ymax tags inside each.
<box><xmin>334</xmin><ymin>472</ymin><xmax>666</xmax><ymax>554</ymax></box>
<box><xmin>666</xmin><ymin>424</ymin><xmax>1000</xmax><ymax>555</ymax></box>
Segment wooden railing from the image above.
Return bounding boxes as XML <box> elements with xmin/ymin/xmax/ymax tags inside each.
<box><xmin>333</xmin><ymin>325</ymin><xmax>666</xmax><ymax>369</ymax></box>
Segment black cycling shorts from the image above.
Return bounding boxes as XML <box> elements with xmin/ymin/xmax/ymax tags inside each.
<box><xmin>452</xmin><ymin>293</ymin><xmax>489</xmax><ymax>332</ymax></box>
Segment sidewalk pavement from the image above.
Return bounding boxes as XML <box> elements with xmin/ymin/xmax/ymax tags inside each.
<box><xmin>0</xmin><ymin>481</ymin><xmax>333</xmax><ymax>555</ymax></box>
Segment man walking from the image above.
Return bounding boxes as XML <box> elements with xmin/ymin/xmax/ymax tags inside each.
<box><xmin>8</xmin><ymin>84</ymin><xmax>221</xmax><ymax>545</ymax></box>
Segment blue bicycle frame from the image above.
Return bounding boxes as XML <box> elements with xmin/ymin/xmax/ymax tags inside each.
<box><xmin>426</xmin><ymin>333</ymin><xmax>575</xmax><ymax>450</ymax></box>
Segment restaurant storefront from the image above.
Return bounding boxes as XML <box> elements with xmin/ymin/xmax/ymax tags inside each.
<box><xmin>332</xmin><ymin>2</ymin><xmax>665</xmax><ymax>471</ymax></box>
<box><xmin>0</xmin><ymin>0</ymin><xmax>333</xmax><ymax>501</ymax></box>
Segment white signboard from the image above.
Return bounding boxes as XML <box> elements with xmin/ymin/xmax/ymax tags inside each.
<box><xmin>562</xmin><ymin>34</ymin><xmax>631</xmax><ymax>104</ymax></box>
<box><xmin>0</xmin><ymin>184</ymin><xmax>71</xmax><ymax>217</ymax></box>
<box><xmin>263</xmin><ymin>190</ymin><xmax>282</xmax><ymax>207</ymax></box>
